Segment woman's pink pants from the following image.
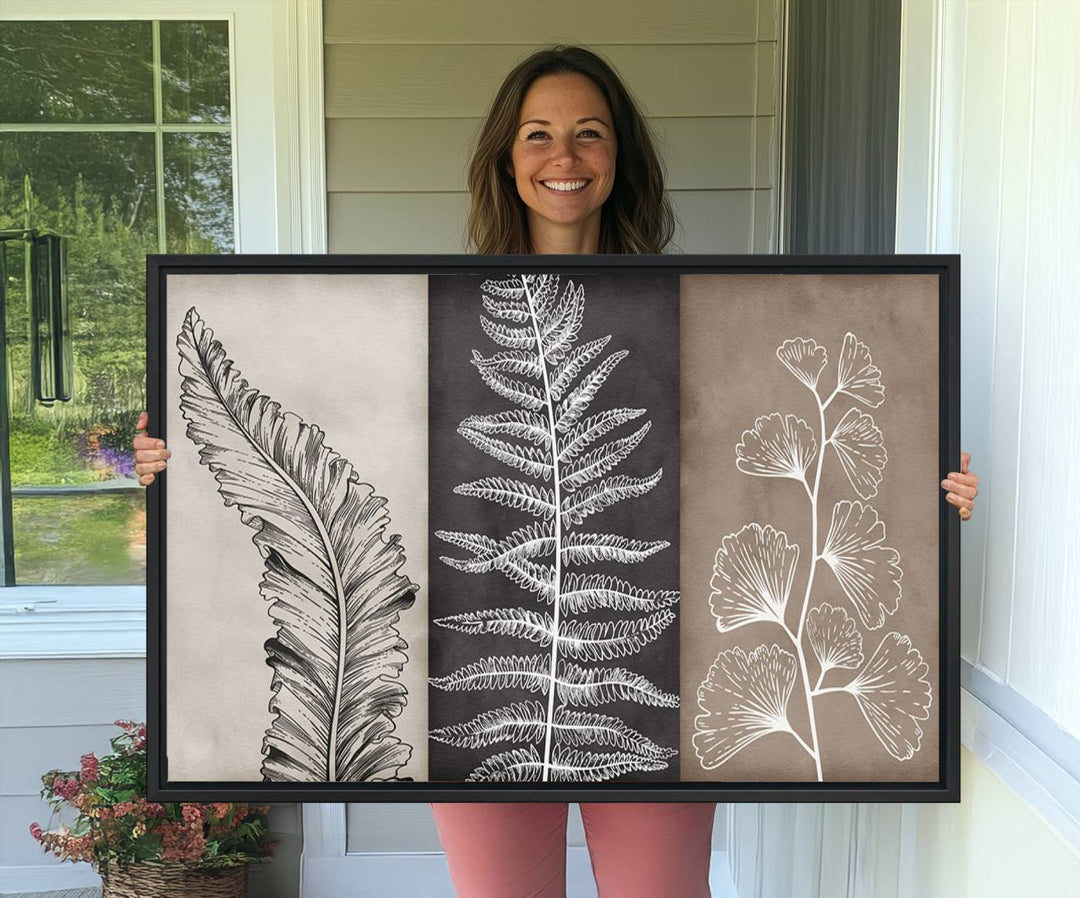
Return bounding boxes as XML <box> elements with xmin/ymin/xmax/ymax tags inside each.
<box><xmin>430</xmin><ymin>802</ymin><xmax>717</xmax><ymax>898</ymax></box>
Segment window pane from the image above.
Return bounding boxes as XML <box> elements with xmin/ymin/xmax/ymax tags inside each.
<box><xmin>164</xmin><ymin>133</ymin><xmax>234</xmax><ymax>252</ymax></box>
<box><xmin>12</xmin><ymin>492</ymin><xmax>145</xmax><ymax>585</ymax></box>
<box><xmin>0</xmin><ymin>21</ymin><xmax>154</xmax><ymax>124</ymax></box>
<box><xmin>2</xmin><ymin>132</ymin><xmax>155</xmax><ymax>584</ymax></box>
<box><xmin>160</xmin><ymin>20</ymin><xmax>231</xmax><ymax>124</ymax></box>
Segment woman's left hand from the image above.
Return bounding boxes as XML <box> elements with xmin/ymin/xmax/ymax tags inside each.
<box><xmin>941</xmin><ymin>452</ymin><xmax>979</xmax><ymax>521</ymax></box>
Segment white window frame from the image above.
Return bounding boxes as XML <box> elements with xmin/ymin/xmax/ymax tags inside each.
<box><xmin>0</xmin><ymin>0</ymin><xmax>326</xmax><ymax>659</ymax></box>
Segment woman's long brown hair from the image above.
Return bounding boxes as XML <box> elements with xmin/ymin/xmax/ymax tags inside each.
<box><xmin>465</xmin><ymin>45</ymin><xmax>676</xmax><ymax>255</ymax></box>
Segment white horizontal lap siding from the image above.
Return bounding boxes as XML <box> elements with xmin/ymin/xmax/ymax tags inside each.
<box><xmin>0</xmin><ymin>659</ymin><xmax>145</xmax><ymax>869</ymax></box>
<box><xmin>917</xmin><ymin>0</ymin><xmax>1080</xmax><ymax>737</ymax></box>
<box><xmin>325</xmin><ymin>0</ymin><xmax>780</xmax><ymax>255</ymax></box>
<box><xmin>325</xmin><ymin>0</ymin><xmax>779</xmax><ymax>859</ymax></box>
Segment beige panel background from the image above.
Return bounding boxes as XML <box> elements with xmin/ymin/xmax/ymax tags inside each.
<box><xmin>164</xmin><ymin>273</ymin><xmax>428</xmax><ymax>782</ymax></box>
<box><xmin>680</xmin><ymin>273</ymin><xmax>941</xmax><ymax>783</ymax></box>
<box><xmin>324</xmin><ymin>0</ymin><xmax>781</xmax><ymax>254</ymax></box>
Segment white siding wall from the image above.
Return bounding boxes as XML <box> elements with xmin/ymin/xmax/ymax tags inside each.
<box><xmin>0</xmin><ymin>661</ymin><xmax>144</xmax><ymax>873</ymax></box>
<box><xmin>324</xmin><ymin>0</ymin><xmax>782</xmax><ymax>254</ymax></box>
<box><xmin>0</xmin><ymin>658</ymin><xmax>299</xmax><ymax>897</ymax></box>
<box><xmin>905</xmin><ymin>0</ymin><xmax>1080</xmax><ymax>738</ymax></box>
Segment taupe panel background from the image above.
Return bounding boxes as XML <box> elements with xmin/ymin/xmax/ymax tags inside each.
<box><xmin>324</xmin><ymin>0</ymin><xmax>781</xmax><ymax>254</ymax></box>
<box><xmin>679</xmin><ymin>273</ymin><xmax>941</xmax><ymax>782</ymax></box>
<box><xmin>164</xmin><ymin>273</ymin><xmax>429</xmax><ymax>782</ymax></box>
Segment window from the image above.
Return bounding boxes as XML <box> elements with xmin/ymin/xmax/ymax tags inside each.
<box><xmin>1</xmin><ymin>18</ymin><xmax>235</xmax><ymax>585</ymax></box>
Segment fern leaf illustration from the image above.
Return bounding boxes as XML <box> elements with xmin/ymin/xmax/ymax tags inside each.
<box><xmin>562</xmin><ymin>470</ymin><xmax>664</xmax><ymax>524</ymax></box>
<box><xmin>556</xmin><ymin>660</ymin><xmax>680</xmax><ymax>707</ymax></box>
<box><xmin>175</xmin><ymin>307</ymin><xmax>418</xmax><ymax>783</ymax></box>
<box><xmin>431</xmin><ymin>700</ymin><xmax>676</xmax><ymax>761</ymax></box>
<box><xmin>466</xmin><ymin>745</ymin><xmax>546</xmax><ymax>782</ymax></box>
<box><xmin>471</xmin><ymin>348</ymin><xmax>544</xmax><ymax>378</ymax></box>
<box><xmin>465</xmin><ymin>745</ymin><xmax>668</xmax><ymax>783</ymax></box>
<box><xmin>454</xmin><ymin>477</ymin><xmax>555</xmax><ymax>518</ymax></box>
<box><xmin>554</xmin><ymin>709</ymin><xmax>678</xmax><ymax>759</ymax></box>
<box><xmin>431</xmin><ymin>274</ymin><xmax>679</xmax><ymax>782</ymax></box>
<box><xmin>480</xmin><ymin>315</ymin><xmax>534</xmax><ymax>349</ymax></box>
<box><xmin>562</xmin><ymin>422</ymin><xmax>653</xmax><ymax>490</ymax></box>
<box><xmin>436</xmin><ymin>521</ymin><xmax>554</xmax><ymax>573</ymax></box>
<box><xmin>429</xmin><ymin>654</ymin><xmax>550</xmax><ymax>693</ymax></box>
<box><xmin>481</xmin><ymin>296</ymin><xmax>531</xmax><ymax>323</ymax></box>
<box><xmin>433</xmin><ymin>608</ymin><xmax>553</xmax><ymax>644</ymax></box>
<box><xmin>556</xmin><ymin>610</ymin><xmax>676</xmax><ymax>662</ymax></box>
<box><xmin>550</xmin><ymin>336</ymin><xmax>613</xmax><ymax>400</ymax></box>
<box><xmin>459</xmin><ymin>410</ymin><xmax>551</xmax><ymax>446</ymax></box>
<box><xmin>562</xmin><ymin>532</ymin><xmax>670</xmax><ymax>565</ymax></box>
<box><xmin>559</xmin><ymin>408</ymin><xmax>647</xmax><ymax>462</ymax></box>
<box><xmin>472</xmin><ymin>368</ymin><xmax>546</xmax><ymax>409</ymax></box>
<box><xmin>430</xmin><ymin>700</ymin><xmax>548</xmax><ymax>749</ymax></box>
<box><xmin>561</xmin><ymin>573</ymin><xmax>681</xmax><ymax>613</ymax></box>
<box><xmin>554</xmin><ymin>349</ymin><xmax>628</xmax><ymax>431</ymax></box>
<box><xmin>548</xmin><ymin>747</ymin><xmax>669</xmax><ymax>782</ymax></box>
<box><xmin>457</xmin><ymin>427</ymin><xmax>553</xmax><ymax>479</ymax></box>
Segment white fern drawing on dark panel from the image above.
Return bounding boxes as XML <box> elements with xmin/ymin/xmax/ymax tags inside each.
<box><xmin>693</xmin><ymin>333</ymin><xmax>933</xmax><ymax>780</ymax></box>
<box><xmin>428</xmin><ymin>274</ymin><xmax>680</xmax><ymax>783</ymax></box>
<box><xmin>176</xmin><ymin>307</ymin><xmax>419</xmax><ymax>783</ymax></box>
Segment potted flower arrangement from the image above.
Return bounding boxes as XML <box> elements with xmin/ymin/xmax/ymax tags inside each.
<box><xmin>30</xmin><ymin>720</ymin><xmax>275</xmax><ymax>897</ymax></box>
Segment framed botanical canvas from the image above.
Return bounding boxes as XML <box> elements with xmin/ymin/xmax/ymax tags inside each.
<box><xmin>146</xmin><ymin>254</ymin><xmax>960</xmax><ymax>803</ymax></box>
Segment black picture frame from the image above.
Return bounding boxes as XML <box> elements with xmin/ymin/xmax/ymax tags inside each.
<box><xmin>147</xmin><ymin>253</ymin><xmax>960</xmax><ymax>803</ymax></box>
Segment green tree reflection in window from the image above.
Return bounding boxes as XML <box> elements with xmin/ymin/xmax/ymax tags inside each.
<box><xmin>0</xmin><ymin>19</ymin><xmax>234</xmax><ymax>585</ymax></box>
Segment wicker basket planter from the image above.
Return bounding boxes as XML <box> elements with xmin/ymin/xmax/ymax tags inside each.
<box><xmin>100</xmin><ymin>861</ymin><xmax>247</xmax><ymax>897</ymax></box>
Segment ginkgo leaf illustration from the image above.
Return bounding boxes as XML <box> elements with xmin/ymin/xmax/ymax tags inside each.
<box><xmin>176</xmin><ymin>307</ymin><xmax>418</xmax><ymax>783</ymax></box>
<box><xmin>433</xmin><ymin>273</ymin><xmax>678</xmax><ymax>782</ymax></box>
<box><xmin>820</xmin><ymin>500</ymin><xmax>903</xmax><ymax>629</ymax></box>
<box><xmin>829</xmin><ymin>407</ymin><xmax>887</xmax><ymax>499</ymax></box>
<box><xmin>806</xmin><ymin>603</ymin><xmax>863</xmax><ymax>673</ymax></box>
<box><xmin>735</xmin><ymin>413</ymin><xmax>818</xmax><ymax>481</ymax></box>
<box><xmin>708</xmin><ymin>523</ymin><xmax>800</xmax><ymax>632</ymax></box>
<box><xmin>777</xmin><ymin>337</ymin><xmax>828</xmax><ymax>390</ymax></box>
<box><xmin>846</xmin><ymin>632</ymin><xmax>932</xmax><ymax>761</ymax></box>
<box><xmin>693</xmin><ymin>644</ymin><xmax>799</xmax><ymax>768</ymax></box>
<box><xmin>835</xmin><ymin>332</ymin><xmax>885</xmax><ymax>408</ymax></box>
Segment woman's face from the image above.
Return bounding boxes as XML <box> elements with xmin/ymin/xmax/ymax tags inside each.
<box><xmin>508</xmin><ymin>73</ymin><xmax>617</xmax><ymax>240</ymax></box>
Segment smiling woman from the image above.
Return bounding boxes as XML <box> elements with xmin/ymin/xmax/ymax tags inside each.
<box><xmin>508</xmin><ymin>73</ymin><xmax>618</xmax><ymax>252</ymax></box>
<box><xmin>465</xmin><ymin>45</ymin><xmax>675</xmax><ymax>255</ymax></box>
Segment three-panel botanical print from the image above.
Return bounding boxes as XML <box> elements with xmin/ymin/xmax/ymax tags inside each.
<box><xmin>147</xmin><ymin>255</ymin><xmax>960</xmax><ymax>802</ymax></box>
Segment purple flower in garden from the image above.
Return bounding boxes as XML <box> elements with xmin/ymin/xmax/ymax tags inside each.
<box><xmin>95</xmin><ymin>446</ymin><xmax>136</xmax><ymax>479</ymax></box>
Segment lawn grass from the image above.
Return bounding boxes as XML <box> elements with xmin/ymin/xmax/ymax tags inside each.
<box><xmin>12</xmin><ymin>492</ymin><xmax>146</xmax><ymax>584</ymax></box>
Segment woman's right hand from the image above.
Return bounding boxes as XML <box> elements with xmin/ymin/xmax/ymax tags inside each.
<box><xmin>133</xmin><ymin>411</ymin><xmax>171</xmax><ymax>486</ymax></box>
